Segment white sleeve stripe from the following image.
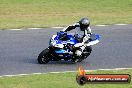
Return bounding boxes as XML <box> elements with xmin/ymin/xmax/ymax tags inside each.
<box><xmin>62</xmin><ymin>26</ymin><xmax>69</xmax><ymax>31</ymax></box>
<box><xmin>72</xmin><ymin>23</ymin><xmax>79</xmax><ymax>26</ymax></box>
<box><xmin>62</xmin><ymin>23</ymin><xmax>79</xmax><ymax>31</ymax></box>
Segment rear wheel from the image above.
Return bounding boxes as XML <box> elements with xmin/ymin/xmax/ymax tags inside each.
<box><xmin>38</xmin><ymin>48</ymin><xmax>50</xmax><ymax>64</ymax></box>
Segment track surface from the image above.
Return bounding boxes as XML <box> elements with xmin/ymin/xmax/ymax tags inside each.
<box><xmin>0</xmin><ymin>25</ymin><xmax>132</xmax><ymax>75</ymax></box>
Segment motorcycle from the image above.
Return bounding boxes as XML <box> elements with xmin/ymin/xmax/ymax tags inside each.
<box><xmin>37</xmin><ymin>31</ymin><xmax>100</xmax><ymax>64</ymax></box>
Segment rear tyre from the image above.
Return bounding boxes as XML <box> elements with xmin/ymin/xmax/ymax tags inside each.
<box><xmin>38</xmin><ymin>48</ymin><xmax>50</xmax><ymax>64</ymax></box>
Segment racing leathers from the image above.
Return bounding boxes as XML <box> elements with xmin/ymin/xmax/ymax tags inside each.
<box><xmin>61</xmin><ymin>22</ymin><xmax>92</xmax><ymax>57</ymax></box>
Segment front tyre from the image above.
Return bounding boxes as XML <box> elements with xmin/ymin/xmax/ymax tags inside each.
<box><xmin>75</xmin><ymin>46</ymin><xmax>92</xmax><ymax>62</ymax></box>
<box><xmin>82</xmin><ymin>46</ymin><xmax>92</xmax><ymax>59</ymax></box>
<box><xmin>38</xmin><ymin>48</ymin><xmax>50</xmax><ymax>64</ymax></box>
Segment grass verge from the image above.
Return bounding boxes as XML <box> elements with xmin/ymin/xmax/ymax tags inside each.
<box><xmin>0</xmin><ymin>0</ymin><xmax>132</xmax><ymax>29</ymax></box>
<box><xmin>0</xmin><ymin>69</ymin><xmax>132</xmax><ymax>88</ymax></box>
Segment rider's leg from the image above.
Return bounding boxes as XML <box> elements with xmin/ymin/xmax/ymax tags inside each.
<box><xmin>75</xmin><ymin>45</ymin><xmax>86</xmax><ymax>56</ymax></box>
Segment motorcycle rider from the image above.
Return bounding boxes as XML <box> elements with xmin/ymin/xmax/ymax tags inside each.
<box><xmin>59</xmin><ymin>17</ymin><xmax>92</xmax><ymax>62</ymax></box>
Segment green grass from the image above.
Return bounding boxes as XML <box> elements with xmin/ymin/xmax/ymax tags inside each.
<box><xmin>0</xmin><ymin>0</ymin><xmax>132</xmax><ymax>29</ymax></box>
<box><xmin>0</xmin><ymin>69</ymin><xmax>132</xmax><ymax>88</ymax></box>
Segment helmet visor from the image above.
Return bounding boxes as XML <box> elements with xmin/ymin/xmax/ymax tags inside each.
<box><xmin>80</xmin><ymin>24</ymin><xmax>89</xmax><ymax>30</ymax></box>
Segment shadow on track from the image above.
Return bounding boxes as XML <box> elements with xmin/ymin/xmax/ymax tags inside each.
<box><xmin>21</xmin><ymin>57</ymin><xmax>81</xmax><ymax>65</ymax></box>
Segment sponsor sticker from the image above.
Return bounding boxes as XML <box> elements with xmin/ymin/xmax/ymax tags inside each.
<box><xmin>76</xmin><ymin>66</ymin><xmax>131</xmax><ymax>85</ymax></box>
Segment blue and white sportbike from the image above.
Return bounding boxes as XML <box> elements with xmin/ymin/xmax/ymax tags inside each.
<box><xmin>37</xmin><ymin>31</ymin><xmax>100</xmax><ymax>64</ymax></box>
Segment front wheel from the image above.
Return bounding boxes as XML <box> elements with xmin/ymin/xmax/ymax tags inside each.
<box><xmin>82</xmin><ymin>46</ymin><xmax>92</xmax><ymax>59</ymax></box>
<box><xmin>73</xmin><ymin>46</ymin><xmax>92</xmax><ymax>62</ymax></box>
<box><xmin>38</xmin><ymin>48</ymin><xmax>50</xmax><ymax>64</ymax></box>
<box><xmin>71</xmin><ymin>56</ymin><xmax>84</xmax><ymax>63</ymax></box>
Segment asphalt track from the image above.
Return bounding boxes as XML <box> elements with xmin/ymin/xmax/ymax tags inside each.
<box><xmin>0</xmin><ymin>24</ymin><xmax>132</xmax><ymax>75</ymax></box>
